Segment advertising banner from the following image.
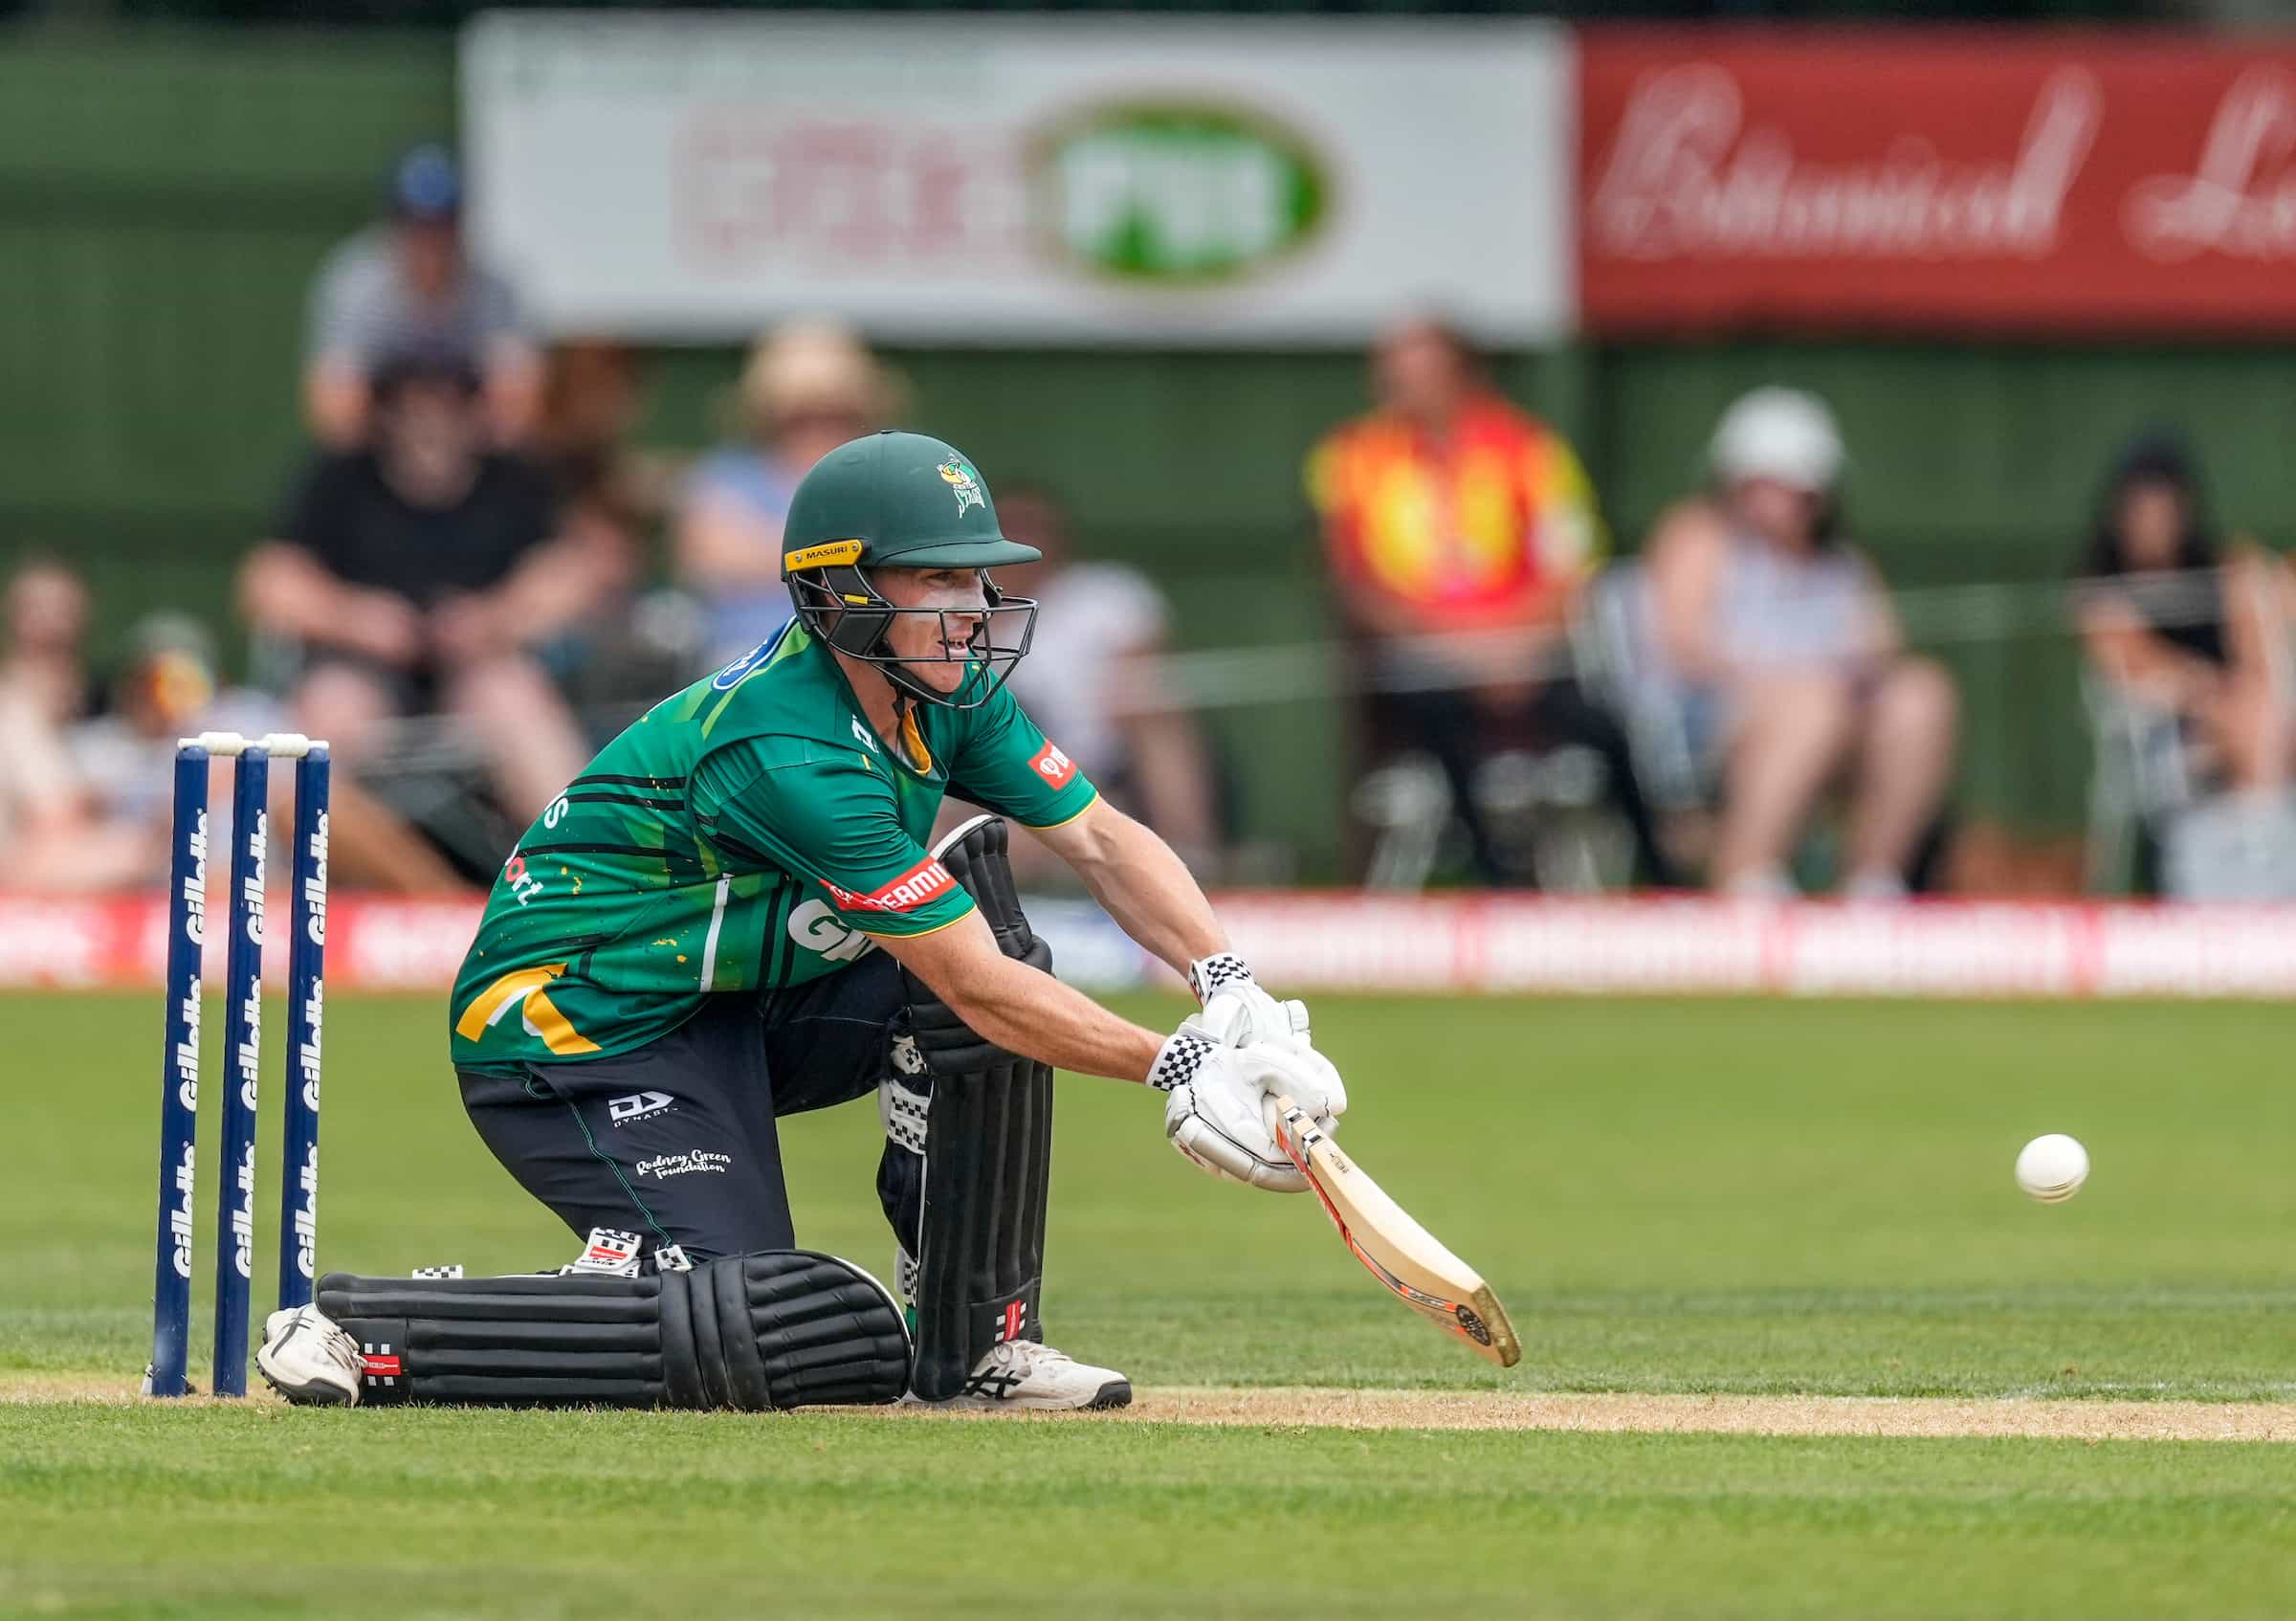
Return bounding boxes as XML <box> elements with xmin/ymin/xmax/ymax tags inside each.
<box><xmin>1580</xmin><ymin>32</ymin><xmax>2296</xmax><ymax>335</ymax></box>
<box><xmin>11</xmin><ymin>892</ymin><xmax>2296</xmax><ymax>1001</ymax></box>
<box><xmin>462</xmin><ymin>13</ymin><xmax>1573</xmax><ymax>344</ymax></box>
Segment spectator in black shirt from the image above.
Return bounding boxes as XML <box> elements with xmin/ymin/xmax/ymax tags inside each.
<box><xmin>2075</xmin><ymin>432</ymin><xmax>2296</xmax><ymax>795</ymax></box>
<box><xmin>241</xmin><ymin>355</ymin><xmax>624</xmax><ymax>820</ymax></box>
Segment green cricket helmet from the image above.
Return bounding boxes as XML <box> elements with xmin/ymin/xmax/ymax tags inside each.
<box><xmin>782</xmin><ymin>431</ymin><xmax>1041</xmax><ymax>708</ymax></box>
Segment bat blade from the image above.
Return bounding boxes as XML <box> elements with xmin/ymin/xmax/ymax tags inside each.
<box><xmin>1271</xmin><ymin>1097</ymin><xmax>1521</xmax><ymax>1367</ymax></box>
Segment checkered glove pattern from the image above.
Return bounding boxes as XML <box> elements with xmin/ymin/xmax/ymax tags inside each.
<box><xmin>1186</xmin><ymin>952</ymin><xmax>1254</xmax><ymax>1005</ymax></box>
<box><xmin>1188</xmin><ymin>953</ymin><xmax>1317</xmax><ymax>1064</ymax></box>
<box><xmin>1149</xmin><ymin>1031</ymin><xmax>1217</xmax><ymax>1093</ymax></box>
<box><xmin>1156</xmin><ymin>1012</ymin><xmax>1310</xmax><ymax>1194</ymax></box>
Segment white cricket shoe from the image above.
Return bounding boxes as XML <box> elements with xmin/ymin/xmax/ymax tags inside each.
<box><xmin>947</xmin><ymin>1340</ymin><xmax>1132</xmax><ymax>1411</ymax></box>
<box><xmin>255</xmin><ymin>1304</ymin><xmax>363</xmax><ymax>1407</ymax></box>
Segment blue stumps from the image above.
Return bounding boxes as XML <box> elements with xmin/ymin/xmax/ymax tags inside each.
<box><xmin>144</xmin><ymin>744</ymin><xmax>211</xmax><ymax>1399</ymax></box>
<box><xmin>210</xmin><ymin>743</ymin><xmax>269</xmax><ymax>1398</ymax></box>
<box><xmin>148</xmin><ymin>731</ymin><xmax>330</xmax><ymax>1400</ymax></box>
<box><xmin>278</xmin><ymin>744</ymin><xmax>329</xmax><ymax>1313</ymax></box>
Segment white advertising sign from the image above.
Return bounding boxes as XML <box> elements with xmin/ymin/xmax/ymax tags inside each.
<box><xmin>461</xmin><ymin>12</ymin><xmax>1573</xmax><ymax>344</ymax></box>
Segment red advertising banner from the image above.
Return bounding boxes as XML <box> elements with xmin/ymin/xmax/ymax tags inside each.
<box><xmin>8</xmin><ymin>891</ymin><xmax>2296</xmax><ymax>1000</ymax></box>
<box><xmin>1579</xmin><ymin>31</ymin><xmax>2296</xmax><ymax>335</ymax></box>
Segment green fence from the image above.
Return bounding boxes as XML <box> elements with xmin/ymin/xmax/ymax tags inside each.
<box><xmin>0</xmin><ymin>29</ymin><xmax>454</xmax><ymax>632</ymax></box>
<box><xmin>4</xmin><ymin>28</ymin><xmax>2288</xmax><ymax>875</ymax></box>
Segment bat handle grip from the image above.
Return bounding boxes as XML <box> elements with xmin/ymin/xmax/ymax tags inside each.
<box><xmin>1265</xmin><ymin>1093</ymin><xmax>1311</xmax><ymax>1157</ymax></box>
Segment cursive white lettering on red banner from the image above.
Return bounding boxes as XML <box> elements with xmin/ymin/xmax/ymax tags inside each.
<box><xmin>2124</xmin><ymin>66</ymin><xmax>2296</xmax><ymax>263</ymax></box>
<box><xmin>1577</xmin><ymin>37</ymin><xmax>2296</xmax><ymax>334</ymax></box>
<box><xmin>1592</xmin><ymin>62</ymin><xmax>2099</xmax><ymax>263</ymax></box>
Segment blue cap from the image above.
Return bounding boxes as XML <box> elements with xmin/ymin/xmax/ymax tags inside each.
<box><xmin>389</xmin><ymin>144</ymin><xmax>462</xmax><ymax>221</ymax></box>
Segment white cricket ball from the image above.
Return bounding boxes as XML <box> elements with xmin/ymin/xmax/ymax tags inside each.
<box><xmin>2015</xmin><ymin>1134</ymin><xmax>2089</xmax><ymax>1203</ymax></box>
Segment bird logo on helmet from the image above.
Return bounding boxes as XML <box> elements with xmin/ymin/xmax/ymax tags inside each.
<box><xmin>937</xmin><ymin>459</ymin><xmax>985</xmax><ymax>517</ymax></box>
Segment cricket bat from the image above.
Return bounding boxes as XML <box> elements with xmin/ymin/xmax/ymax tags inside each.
<box><xmin>1269</xmin><ymin>1096</ymin><xmax>1521</xmax><ymax>1368</ymax></box>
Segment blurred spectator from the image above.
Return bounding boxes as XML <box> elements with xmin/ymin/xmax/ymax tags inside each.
<box><xmin>241</xmin><ymin>354</ymin><xmax>620</xmax><ymax>822</ymax></box>
<box><xmin>0</xmin><ymin>558</ymin><xmax>90</xmax><ymax>722</ymax></box>
<box><xmin>56</xmin><ymin>613</ymin><xmax>461</xmax><ymax>894</ymax></box>
<box><xmin>1307</xmin><ymin>316</ymin><xmax>1671</xmax><ymax>887</ymax></box>
<box><xmin>534</xmin><ymin>340</ymin><xmax>709</xmax><ymax>711</ymax></box>
<box><xmin>537</xmin><ymin>340</ymin><xmax>659</xmax><ymax>547</ymax></box>
<box><xmin>1642</xmin><ymin>388</ymin><xmax>1956</xmax><ymax>900</ymax></box>
<box><xmin>2075</xmin><ymin>433</ymin><xmax>2294</xmax><ymax>795</ymax></box>
<box><xmin>994</xmin><ymin>485</ymin><xmax>1220</xmax><ymax>868</ymax></box>
<box><xmin>534</xmin><ymin>341</ymin><xmax>651</xmax><ymax>671</ymax></box>
<box><xmin>674</xmin><ymin>321</ymin><xmax>901</xmax><ymax>665</ymax></box>
<box><xmin>304</xmin><ymin>144</ymin><xmax>541</xmax><ymax>449</ymax></box>
<box><xmin>0</xmin><ymin>558</ymin><xmax>94</xmax><ymax>873</ymax></box>
<box><xmin>63</xmin><ymin>613</ymin><xmax>282</xmax><ymax>889</ymax></box>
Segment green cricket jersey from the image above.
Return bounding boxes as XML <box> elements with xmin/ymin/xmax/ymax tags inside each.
<box><xmin>450</xmin><ymin>622</ymin><xmax>1096</xmax><ymax>1066</ymax></box>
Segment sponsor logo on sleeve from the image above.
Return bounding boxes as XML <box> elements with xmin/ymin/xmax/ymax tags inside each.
<box><xmin>821</xmin><ymin>855</ymin><xmax>958</xmax><ymax>915</ymax></box>
<box><xmin>710</xmin><ymin>638</ymin><xmax>775</xmax><ymax>692</ymax></box>
<box><xmin>1028</xmin><ymin>740</ymin><xmax>1077</xmax><ymax>789</ymax></box>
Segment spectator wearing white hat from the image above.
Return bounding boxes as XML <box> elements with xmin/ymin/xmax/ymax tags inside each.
<box><xmin>673</xmin><ymin>321</ymin><xmax>905</xmax><ymax>666</ymax></box>
<box><xmin>1642</xmin><ymin>387</ymin><xmax>1957</xmax><ymax>899</ymax></box>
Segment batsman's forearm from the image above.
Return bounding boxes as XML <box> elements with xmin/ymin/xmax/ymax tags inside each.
<box><xmin>946</xmin><ymin>955</ymin><xmax>1164</xmax><ymax>1085</ymax></box>
<box><xmin>1060</xmin><ymin>806</ymin><xmax>1226</xmax><ymax>978</ymax></box>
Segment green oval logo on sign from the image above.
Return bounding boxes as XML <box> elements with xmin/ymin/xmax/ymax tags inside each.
<box><xmin>1029</xmin><ymin>101</ymin><xmax>1331</xmax><ymax>285</ymax></box>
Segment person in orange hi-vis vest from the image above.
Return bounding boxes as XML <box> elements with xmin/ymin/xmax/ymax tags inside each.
<box><xmin>1307</xmin><ymin>317</ymin><xmax>1673</xmax><ymax>887</ymax></box>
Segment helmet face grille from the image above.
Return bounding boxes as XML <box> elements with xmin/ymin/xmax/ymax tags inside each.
<box><xmin>787</xmin><ymin>566</ymin><xmax>1036</xmax><ymax>711</ymax></box>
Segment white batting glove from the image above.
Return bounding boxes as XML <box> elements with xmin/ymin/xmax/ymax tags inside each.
<box><xmin>1151</xmin><ymin>1018</ymin><xmax>1341</xmax><ymax>1193</ymax></box>
<box><xmin>1188</xmin><ymin>952</ymin><xmax>1314</xmax><ymax>1053</ymax></box>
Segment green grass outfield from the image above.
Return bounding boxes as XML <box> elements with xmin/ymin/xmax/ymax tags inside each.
<box><xmin>5</xmin><ymin>990</ymin><xmax>2293</xmax><ymax>1617</ymax></box>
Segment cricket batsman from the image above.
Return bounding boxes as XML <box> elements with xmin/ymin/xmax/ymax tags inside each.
<box><xmin>256</xmin><ymin>431</ymin><xmax>1346</xmax><ymax>1413</ymax></box>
